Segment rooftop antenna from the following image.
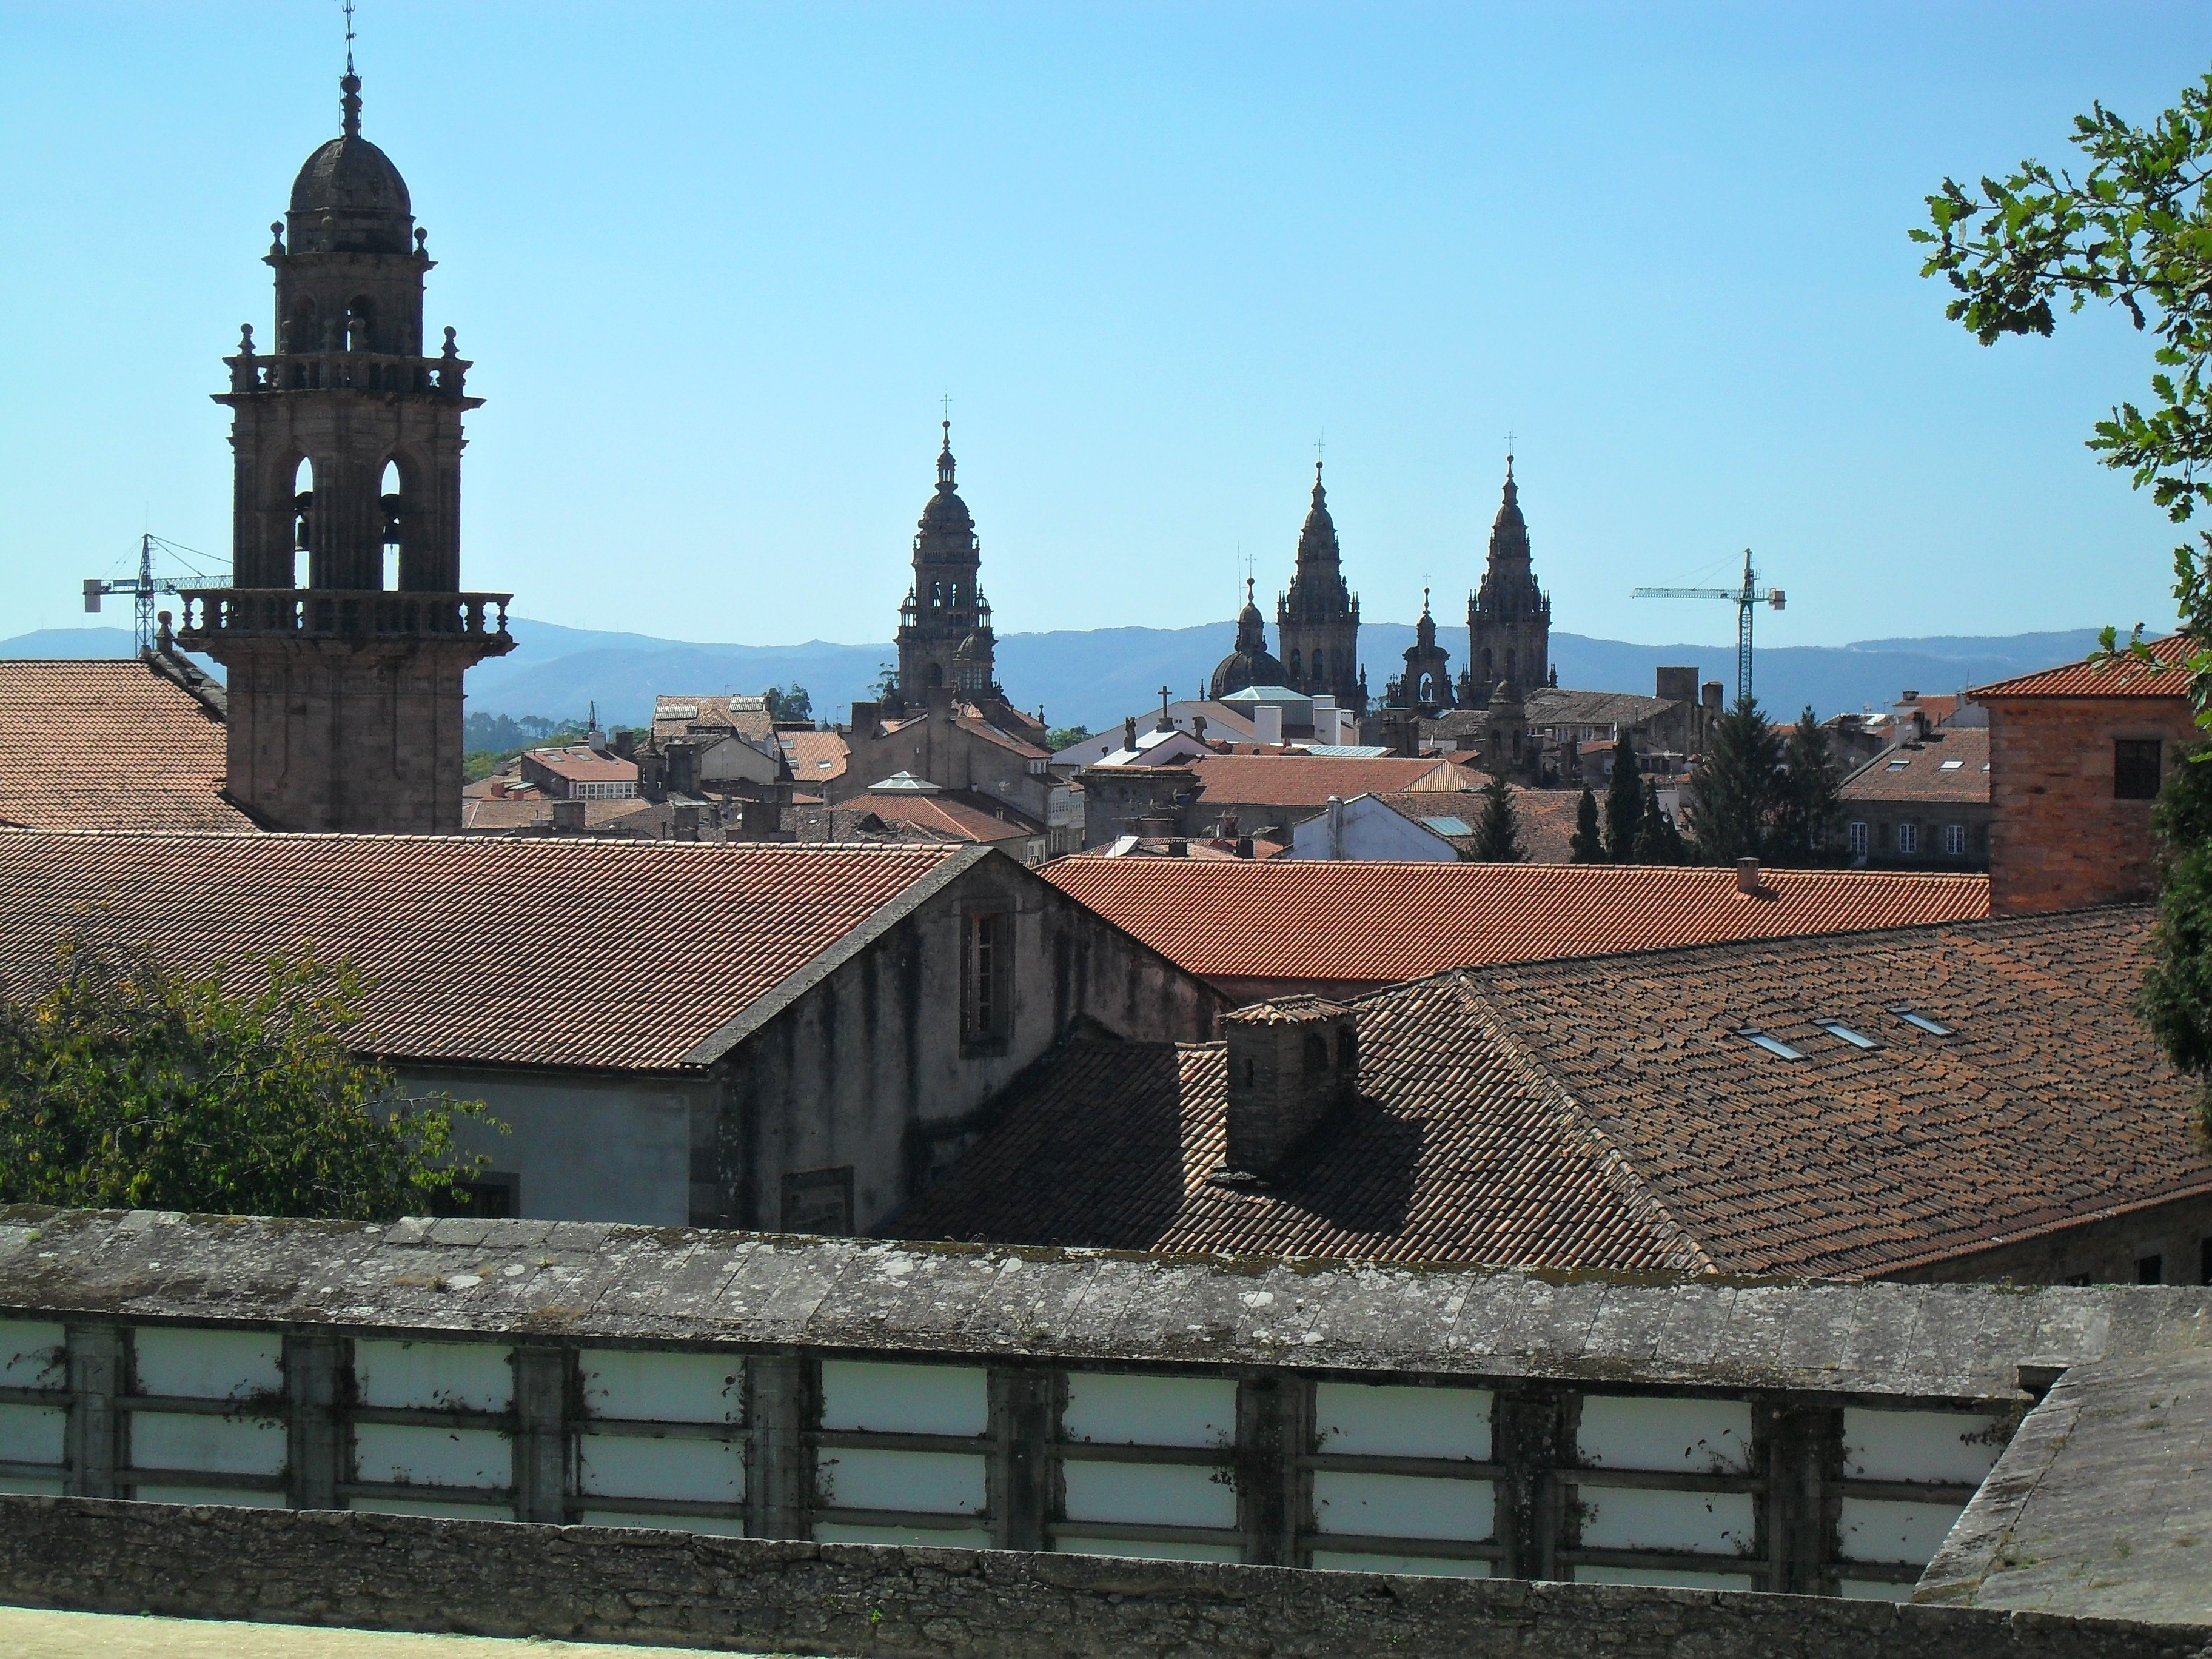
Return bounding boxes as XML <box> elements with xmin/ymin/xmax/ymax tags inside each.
<box><xmin>1632</xmin><ymin>547</ymin><xmax>1786</xmax><ymax>706</ymax></box>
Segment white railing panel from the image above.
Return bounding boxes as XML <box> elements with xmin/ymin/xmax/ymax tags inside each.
<box><xmin>1312</xmin><ymin>1470</ymin><xmax>1493</xmax><ymax>1541</ymax></box>
<box><xmin>129</xmin><ymin>1412</ymin><xmax>286</xmax><ymax>1476</ymax></box>
<box><xmin>1843</xmin><ymin>1408</ymin><xmax>2006</xmax><ymax>1485</ymax></box>
<box><xmin>132</xmin><ymin>1327</ymin><xmax>281</xmax><ymax>1402</ymax></box>
<box><xmin>1578</xmin><ymin>1488</ymin><xmax>1755</xmax><ymax>1555</ymax></box>
<box><xmin>352</xmin><ymin>1423</ymin><xmax>509</xmax><ymax>1489</ymax></box>
<box><xmin>1062</xmin><ymin>1373</ymin><xmax>1234</xmax><ymax>1449</ymax></box>
<box><xmin>1578</xmin><ymin>1396</ymin><xmax>1752</xmax><ymax>1473</ymax></box>
<box><xmin>0</xmin><ymin>1321</ymin><xmax>64</xmax><ymax>1390</ymax></box>
<box><xmin>1838</xmin><ymin>1495</ymin><xmax>1965</xmax><ymax>1564</ymax></box>
<box><xmin>1314</xmin><ymin>1382</ymin><xmax>1492</xmax><ymax>1460</ymax></box>
<box><xmin>577</xmin><ymin>1435</ymin><xmax>743</xmax><ymax>1503</ymax></box>
<box><xmin>580</xmin><ymin>1349</ymin><xmax>743</xmax><ymax>1423</ymax></box>
<box><xmin>819</xmin><ymin>1360</ymin><xmax>987</xmax><ymax>1437</ymax></box>
<box><xmin>817</xmin><ymin>1447</ymin><xmax>985</xmax><ymax>1515</ymax></box>
<box><xmin>354</xmin><ymin>1339</ymin><xmax>513</xmax><ymax>1412</ymax></box>
<box><xmin>1061</xmin><ymin>1459</ymin><xmax>1235</xmax><ymax>1529</ymax></box>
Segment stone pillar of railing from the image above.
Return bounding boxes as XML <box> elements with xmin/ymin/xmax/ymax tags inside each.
<box><xmin>1493</xmin><ymin>1386</ymin><xmax>1570</xmax><ymax>1581</ymax></box>
<box><xmin>988</xmin><ymin>1368</ymin><xmax>1056</xmax><ymax>1553</ymax></box>
<box><xmin>1760</xmin><ymin>1401</ymin><xmax>1843</xmax><ymax>1595</ymax></box>
<box><xmin>746</xmin><ymin>1350</ymin><xmax>813</xmax><ymax>1540</ymax></box>
<box><xmin>1236</xmin><ymin>1372</ymin><xmax>1311</xmax><ymax>1566</ymax></box>
<box><xmin>284</xmin><ymin>1332</ymin><xmax>344</xmax><ymax>1510</ymax></box>
<box><xmin>511</xmin><ymin>1347</ymin><xmax>572</xmax><ymax>1524</ymax></box>
<box><xmin>62</xmin><ymin>1324</ymin><xmax>124</xmax><ymax>1500</ymax></box>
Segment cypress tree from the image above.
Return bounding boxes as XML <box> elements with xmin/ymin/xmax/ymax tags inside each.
<box><xmin>1688</xmin><ymin>695</ymin><xmax>1783</xmax><ymax>863</ymax></box>
<box><xmin>1470</xmin><ymin>773</ymin><xmax>1526</xmax><ymax>862</ymax></box>
<box><xmin>1604</xmin><ymin>731</ymin><xmax>1642</xmax><ymax>862</ymax></box>
<box><xmin>1638</xmin><ymin>778</ymin><xmax>1688</xmax><ymax>863</ymax></box>
<box><xmin>1569</xmin><ymin>786</ymin><xmax>1603</xmax><ymax>862</ymax></box>
<box><xmin>1774</xmin><ymin>705</ymin><xmax>1845</xmax><ymax>865</ymax></box>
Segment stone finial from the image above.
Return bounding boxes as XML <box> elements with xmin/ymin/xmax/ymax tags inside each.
<box><xmin>441</xmin><ymin>326</ymin><xmax>458</xmax><ymax>358</ymax></box>
<box><xmin>238</xmin><ymin>323</ymin><xmax>255</xmax><ymax>355</ymax></box>
<box><xmin>267</xmin><ymin>221</ymin><xmax>285</xmax><ymax>257</ymax></box>
<box><xmin>341</xmin><ymin>71</ymin><xmax>363</xmax><ymax>139</ymax></box>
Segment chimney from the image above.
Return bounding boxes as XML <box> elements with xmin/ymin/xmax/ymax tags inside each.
<box><xmin>1217</xmin><ymin>810</ymin><xmax>1240</xmax><ymax>839</ymax></box>
<box><xmin>489</xmin><ymin>778</ymin><xmax>509</xmax><ymax>800</ymax></box>
<box><xmin>1655</xmin><ymin>666</ymin><xmax>1697</xmax><ymax>703</ymax></box>
<box><xmin>1327</xmin><ymin>794</ymin><xmax>1346</xmax><ymax>860</ymax></box>
<box><xmin>1255</xmin><ymin>705</ymin><xmax>1284</xmax><ymax>746</ymax></box>
<box><xmin>549</xmin><ymin>799</ymin><xmax>586</xmax><ymax>834</ymax></box>
<box><xmin>1701</xmin><ymin>681</ymin><xmax>1724</xmax><ymax>713</ymax></box>
<box><xmin>1136</xmin><ymin>812</ymin><xmax>1176</xmax><ymax>839</ymax></box>
<box><xmin>1167</xmin><ymin>837</ymin><xmax>1188</xmax><ymax>856</ymax></box>
<box><xmin>1212</xmin><ymin>998</ymin><xmax>1359</xmax><ymax>1184</ymax></box>
<box><xmin>1735</xmin><ymin>856</ymin><xmax>1761</xmax><ymax>894</ymax></box>
<box><xmin>1235</xmin><ymin>834</ymin><xmax>1255</xmax><ymax>859</ymax></box>
<box><xmin>851</xmin><ymin>700</ymin><xmax>880</xmax><ymax>734</ymax></box>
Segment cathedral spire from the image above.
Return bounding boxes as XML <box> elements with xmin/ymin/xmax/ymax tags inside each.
<box><xmin>937</xmin><ymin>419</ymin><xmax>956</xmax><ymax>490</ymax></box>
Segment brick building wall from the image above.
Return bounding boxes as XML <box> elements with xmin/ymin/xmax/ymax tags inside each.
<box><xmin>1983</xmin><ymin>695</ymin><xmax>2198</xmax><ymax>914</ymax></box>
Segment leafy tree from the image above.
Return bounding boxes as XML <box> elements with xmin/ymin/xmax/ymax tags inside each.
<box><xmin>1772</xmin><ymin>706</ymin><xmax>1845</xmax><ymax>865</ymax></box>
<box><xmin>2142</xmin><ymin>748</ymin><xmax>2212</xmax><ymax>1138</ymax></box>
<box><xmin>1469</xmin><ymin>774</ymin><xmax>1526</xmax><ymax>863</ymax></box>
<box><xmin>1604</xmin><ymin>732</ymin><xmax>1642</xmax><ymax>863</ymax></box>
<box><xmin>1689</xmin><ymin>696</ymin><xmax>1782</xmax><ymax>863</ymax></box>
<box><xmin>0</xmin><ymin>933</ymin><xmax>496</xmax><ymax>1219</ymax></box>
<box><xmin>763</xmin><ymin>682</ymin><xmax>813</xmax><ymax>722</ymax></box>
<box><xmin>1047</xmin><ymin>725</ymin><xmax>1093</xmax><ymax>752</ymax></box>
<box><xmin>1569</xmin><ymin>786</ymin><xmax>1603</xmax><ymax>862</ymax></box>
<box><xmin>871</xmin><ymin>662</ymin><xmax>899</xmax><ymax>701</ymax></box>
<box><xmin>1914</xmin><ymin>69</ymin><xmax>2212</xmax><ymax>716</ymax></box>
<box><xmin>1638</xmin><ymin>779</ymin><xmax>1688</xmax><ymax>864</ymax></box>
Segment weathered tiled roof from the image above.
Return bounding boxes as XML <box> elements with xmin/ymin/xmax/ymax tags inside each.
<box><xmin>0</xmin><ymin>833</ymin><xmax>978</xmax><ymax>1070</ymax></box>
<box><xmin>4</xmin><ymin>1206</ymin><xmax>2204</xmax><ymax>1401</ymax></box>
<box><xmin>652</xmin><ymin>694</ymin><xmax>773</xmax><ymax>742</ymax></box>
<box><xmin>838</xmin><ymin>790</ymin><xmax>1039</xmax><ymax>845</ymax></box>
<box><xmin>891</xmin><ymin>908</ymin><xmax>2203</xmax><ymax>1279</ymax></box>
<box><xmin>522</xmin><ymin>746</ymin><xmax>638</xmax><ymax>785</ymax></box>
<box><xmin>1971</xmin><ymin>635</ymin><xmax>2194</xmax><ymax>700</ymax></box>
<box><xmin>1041</xmin><ymin>856</ymin><xmax>1991</xmax><ymax>988</ymax></box>
<box><xmin>1840</xmin><ymin>727</ymin><xmax>1992</xmax><ymax>805</ymax></box>
<box><xmin>1188</xmin><ymin>754</ymin><xmax>1472</xmax><ymax>809</ymax></box>
<box><xmin>0</xmin><ymin>660</ymin><xmax>256</xmax><ymax>834</ymax></box>
<box><xmin>458</xmin><ymin>796</ymin><xmax>654</xmax><ymax>832</ymax></box>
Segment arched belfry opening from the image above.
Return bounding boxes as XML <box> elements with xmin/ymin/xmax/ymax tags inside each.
<box><xmin>178</xmin><ymin>61</ymin><xmax>513</xmax><ymax>833</ymax></box>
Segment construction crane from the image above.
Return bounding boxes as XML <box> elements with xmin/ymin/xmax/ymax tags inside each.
<box><xmin>82</xmin><ymin>534</ymin><xmax>227</xmax><ymax>655</ymax></box>
<box><xmin>1632</xmin><ymin>548</ymin><xmax>1785</xmax><ymax>707</ymax></box>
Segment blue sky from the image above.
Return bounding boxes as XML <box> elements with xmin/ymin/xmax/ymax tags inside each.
<box><xmin>2</xmin><ymin>2</ymin><xmax>2207</xmax><ymax>650</ymax></box>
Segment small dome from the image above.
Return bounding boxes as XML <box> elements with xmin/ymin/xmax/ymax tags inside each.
<box><xmin>287</xmin><ymin>75</ymin><xmax>414</xmax><ymax>255</ymax></box>
<box><xmin>954</xmin><ymin>631</ymin><xmax>987</xmax><ymax>661</ymax></box>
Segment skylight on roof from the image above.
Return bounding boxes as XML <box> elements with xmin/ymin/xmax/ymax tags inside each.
<box><xmin>1888</xmin><ymin>1007</ymin><xmax>1952</xmax><ymax>1036</ymax></box>
<box><xmin>1939</xmin><ymin>759</ymin><xmax>1964</xmax><ymax>770</ymax></box>
<box><xmin>1885</xmin><ymin>759</ymin><xmax>1909</xmax><ymax>771</ymax></box>
<box><xmin>1736</xmin><ymin>1026</ymin><xmax>1805</xmax><ymax>1061</ymax></box>
<box><xmin>1812</xmin><ymin>1017</ymin><xmax>1880</xmax><ymax>1050</ymax></box>
<box><xmin>1422</xmin><ymin>816</ymin><xmax>1472</xmax><ymax>836</ymax></box>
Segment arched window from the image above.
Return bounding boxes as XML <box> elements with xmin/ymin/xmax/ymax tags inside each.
<box><xmin>1289</xmin><ymin>649</ymin><xmax>1302</xmax><ymax>680</ymax></box>
<box><xmin>347</xmin><ymin>297</ymin><xmax>375</xmax><ymax>353</ymax></box>
<box><xmin>927</xmin><ymin>663</ymin><xmax>944</xmax><ymax>688</ymax></box>
<box><xmin>379</xmin><ymin>460</ymin><xmax>403</xmax><ymax>590</ymax></box>
<box><xmin>289</xmin><ymin>457</ymin><xmax>315</xmax><ymax>588</ymax></box>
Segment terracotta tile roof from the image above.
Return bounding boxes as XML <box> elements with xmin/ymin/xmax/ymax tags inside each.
<box><xmin>0</xmin><ymin>660</ymin><xmax>256</xmax><ymax>834</ymax></box>
<box><xmin>1187</xmin><ymin>754</ymin><xmax>1473</xmax><ymax>812</ymax></box>
<box><xmin>1041</xmin><ymin>856</ymin><xmax>1990</xmax><ymax>991</ymax></box>
<box><xmin>1970</xmin><ymin>635</ymin><xmax>2194</xmax><ymax>700</ymax></box>
<box><xmin>0</xmin><ymin>833</ymin><xmax>973</xmax><ymax>1071</ymax></box>
<box><xmin>1379</xmin><ymin>787</ymin><xmax>1587</xmax><ymax>863</ymax></box>
<box><xmin>1839</xmin><ymin>727</ymin><xmax>1991</xmax><ymax>805</ymax></box>
<box><xmin>652</xmin><ymin>695</ymin><xmax>773</xmax><ymax>742</ymax></box>
<box><xmin>780</xmin><ymin>729</ymin><xmax>850</xmax><ymax>784</ymax></box>
<box><xmin>458</xmin><ymin>796</ymin><xmax>654</xmax><ymax>831</ymax></box>
<box><xmin>837</xmin><ymin>789</ymin><xmax>1041</xmax><ymax>845</ymax></box>
<box><xmin>521</xmin><ymin>746</ymin><xmax>638</xmax><ymax>785</ymax></box>
<box><xmin>891</xmin><ymin>907</ymin><xmax>2208</xmax><ymax>1276</ymax></box>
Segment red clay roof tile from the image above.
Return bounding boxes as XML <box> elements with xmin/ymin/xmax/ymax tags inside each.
<box><xmin>1970</xmin><ymin>635</ymin><xmax>2194</xmax><ymax>700</ymax></box>
<box><xmin>0</xmin><ymin>660</ymin><xmax>254</xmax><ymax>834</ymax></box>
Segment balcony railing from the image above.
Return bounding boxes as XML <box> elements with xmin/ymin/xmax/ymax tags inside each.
<box><xmin>223</xmin><ymin>350</ymin><xmax>469</xmax><ymax>399</ymax></box>
<box><xmin>173</xmin><ymin>588</ymin><xmax>514</xmax><ymax>647</ymax></box>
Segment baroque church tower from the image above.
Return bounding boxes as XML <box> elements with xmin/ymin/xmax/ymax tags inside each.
<box><xmin>1275</xmin><ymin>463</ymin><xmax>1365</xmax><ymax>716</ymax></box>
<box><xmin>1392</xmin><ymin>589</ymin><xmax>1455</xmax><ymax>715</ymax></box>
<box><xmin>893</xmin><ymin>423</ymin><xmax>999</xmax><ymax>707</ymax></box>
<box><xmin>177</xmin><ymin>62</ymin><xmax>512</xmax><ymax>831</ymax></box>
<box><xmin>1462</xmin><ymin>456</ymin><xmax>1550</xmax><ymax>705</ymax></box>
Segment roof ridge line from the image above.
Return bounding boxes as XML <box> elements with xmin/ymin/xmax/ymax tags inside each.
<box><xmin>1449</xmin><ymin>973</ymin><xmax>1717</xmax><ymax>1275</ymax></box>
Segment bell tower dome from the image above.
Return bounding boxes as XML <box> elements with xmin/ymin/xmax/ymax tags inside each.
<box><xmin>178</xmin><ymin>65</ymin><xmax>513</xmax><ymax>832</ymax></box>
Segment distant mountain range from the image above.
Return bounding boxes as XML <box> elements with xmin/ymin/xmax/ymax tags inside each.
<box><xmin>4</xmin><ymin>618</ymin><xmax>2106</xmax><ymax>735</ymax></box>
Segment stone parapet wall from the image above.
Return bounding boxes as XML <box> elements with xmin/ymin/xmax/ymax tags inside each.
<box><xmin>0</xmin><ymin>1495</ymin><xmax>2202</xmax><ymax>1659</ymax></box>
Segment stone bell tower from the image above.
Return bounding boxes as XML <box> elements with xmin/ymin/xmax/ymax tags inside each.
<box><xmin>177</xmin><ymin>63</ymin><xmax>512</xmax><ymax>833</ymax></box>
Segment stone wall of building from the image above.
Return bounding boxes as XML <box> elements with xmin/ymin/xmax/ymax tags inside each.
<box><xmin>1985</xmin><ymin>696</ymin><xmax>2199</xmax><ymax>915</ymax></box>
<box><xmin>1891</xmin><ymin>1189</ymin><xmax>2212</xmax><ymax>1289</ymax></box>
<box><xmin>0</xmin><ymin>1496</ymin><xmax>2198</xmax><ymax>1659</ymax></box>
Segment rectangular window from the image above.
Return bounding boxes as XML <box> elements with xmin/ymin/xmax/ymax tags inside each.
<box><xmin>1888</xmin><ymin>1007</ymin><xmax>1952</xmax><ymax>1036</ymax></box>
<box><xmin>1943</xmin><ymin>823</ymin><xmax>1966</xmax><ymax>857</ymax></box>
<box><xmin>2137</xmin><ymin>1253</ymin><xmax>2164</xmax><ymax>1286</ymax></box>
<box><xmin>1812</xmin><ymin>1018</ymin><xmax>1880</xmax><ymax>1050</ymax></box>
<box><xmin>2115</xmin><ymin>739</ymin><xmax>2163</xmax><ymax>800</ymax></box>
<box><xmin>1848</xmin><ymin>821</ymin><xmax>1868</xmax><ymax>858</ymax></box>
<box><xmin>960</xmin><ymin>911</ymin><xmax>1012</xmax><ymax>1044</ymax></box>
<box><xmin>1735</xmin><ymin>1026</ymin><xmax>1805</xmax><ymax>1061</ymax></box>
<box><xmin>1895</xmin><ymin>822</ymin><xmax>1918</xmax><ymax>855</ymax></box>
